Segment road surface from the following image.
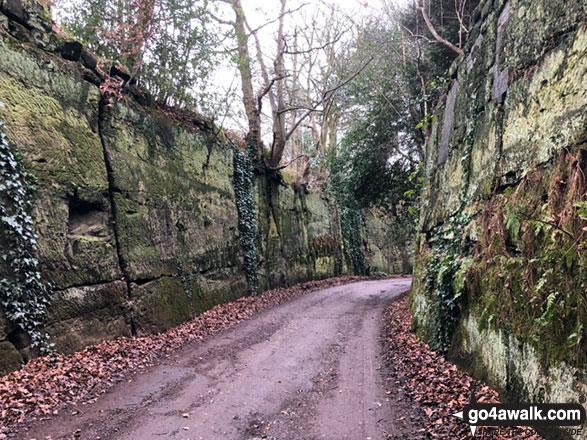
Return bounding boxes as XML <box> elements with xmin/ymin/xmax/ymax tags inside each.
<box><xmin>20</xmin><ymin>278</ymin><xmax>414</xmax><ymax>440</ymax></box>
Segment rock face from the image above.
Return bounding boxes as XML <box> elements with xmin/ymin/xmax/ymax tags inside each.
<box><xmin>411</xmin><ymin>0</ymin><xmax>586</xmax><ymax>412</ymax></box>
<box><xmin>0</xmin><ymin>1</ymin><xmax>409</xmax><ymax>373</ymax></box>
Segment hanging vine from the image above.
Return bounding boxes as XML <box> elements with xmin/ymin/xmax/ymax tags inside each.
<box><xmin>233</xmin><ymin>146</ymin><xmax>259</xmax><ymax>295</ymax></box>
<box><xmin>0</xmin><ymin>107</ymin><xmax>51</xmax><ymax>352</ymax></box>
<box><xmin>340</xmin><ymin>203</ymin><xmax>370</xmax><ymax>276</ymax></box>
<box><xmin>425</xmin><ymin>209</ymin><xmax>472</xmax><ymax>353</ymax></box>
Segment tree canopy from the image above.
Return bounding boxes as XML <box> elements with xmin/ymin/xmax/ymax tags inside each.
<box><xmin>54</xmin><ymin>0</ymin><xmax>479</xmax><ymax>214</ymax></box>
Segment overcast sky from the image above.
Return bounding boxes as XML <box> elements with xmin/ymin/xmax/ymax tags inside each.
<box><xmin>54</xmin><ymin>0</ymin><xmax>409</xmax><ymax>131</ymax></box>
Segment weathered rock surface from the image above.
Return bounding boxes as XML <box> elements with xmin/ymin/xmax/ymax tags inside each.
<box><xmin>0</xmin><ymin>1</ymin><xmax>408</xmax><ymax>374</ymax></box>
<box><xmin>45</xmin><ymin>281</ymin><xmax>131</xmax><ymax>353</ymax></box>
<box><xmin>411</xmin><ymin>0</ymin><xmax>586</xmax><ymax>414</ymax></box>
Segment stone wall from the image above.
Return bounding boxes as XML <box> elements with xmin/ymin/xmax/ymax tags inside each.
<box><xmin>0</xmin><ymin>1</ymin><xmax>406</xmax><ymax>373</ymax></box>
<box><xmin>411</xmin><ymin>0</ymin><xmax>586</xmax><ymax>417</ymax></box>
<box><xmin>363</xmin><ymin>209</ymin><xmax>413</xmax><ymax>275</ymax></box>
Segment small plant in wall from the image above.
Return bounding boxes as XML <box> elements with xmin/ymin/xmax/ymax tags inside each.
<box><xmin>0</xmin><ymin>103</ymin><xmax>52</xmax><ymax>353</ymax></box>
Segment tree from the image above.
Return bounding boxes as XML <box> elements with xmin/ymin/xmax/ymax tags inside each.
<box><xmin>325</xmin><ymin>0</ymin><xmax>479</xmax><ymax>269</ymax></box>
<box><xmin>216</xmin><ymin>0</ymin><xmax>368</xmax><ymax>172</ymax></box>
<box><xmin>55</xmin><ymin>0</ymin><xmax>221</xmax><ymax>109</ymax></box>
<box><xmin>329</xmin><ymin>0</ymin><xmax>481</xmax><ymax>209</ymax></box>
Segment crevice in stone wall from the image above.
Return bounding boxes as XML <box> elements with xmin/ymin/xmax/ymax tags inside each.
<box><xmin>268</xmin><ymin>183</ymin><xmax>283</xmax><ymax>244</ymax></box>
<box><xmin>202</xmin><ymin>138</ymin><xmax>213</xmax><ymax>175</ymax></box>
<box><xmin>131</xmin><ymin>274</ymin><xmax>169</xmax><ymax>287</ymax></box>
<box><xmin>97</xmin><ymin>98</ymin><xmax>136</xmax><ymax>336</ymax></box>
<box><xmin>67</xmin><ymin>197</ymin><xmax>106</xmax><ymax>238</ymax></box>
<box><xmin>491</xmin><ymin>105</ymin><xmax>507</xmax><ymax>191</ymax></box>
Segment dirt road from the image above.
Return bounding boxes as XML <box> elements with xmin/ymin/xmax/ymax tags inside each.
<box><xmin>20</xmin><ymin>278</ymin><xmax>413</xmax><ymax>440</ymax></box>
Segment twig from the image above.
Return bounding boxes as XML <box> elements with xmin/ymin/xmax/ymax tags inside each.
<box><xmin>266</xmin><ymin>154</ymin><xmax>309</xmax><ymax>171</ymax></box>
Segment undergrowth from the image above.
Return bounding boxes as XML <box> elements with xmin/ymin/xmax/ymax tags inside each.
<box><xmin>469</xmin><ymin>147</ymin><xmax>586</xmax><ymax>368</ymax></box>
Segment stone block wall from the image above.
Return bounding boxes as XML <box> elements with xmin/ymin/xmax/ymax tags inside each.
<box><xmin>411</xmin><ymin>0</ymin><xmax>586</xmax><ymax>414</ymax></box>
<box><xmin>0</xmin><ymin>1</ymin><xmax>408</xmax><ymax>373</ymax></box>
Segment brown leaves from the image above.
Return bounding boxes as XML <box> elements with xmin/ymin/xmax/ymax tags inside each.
<box><xmin>0</xmin><ymin>275</ymin><xmax>368</xmax><ymax>435</ymax></box>
<box><xmin>381</xmin><ymin>296</ymin><xmax>544</xmax><ymax>440</ymax></box>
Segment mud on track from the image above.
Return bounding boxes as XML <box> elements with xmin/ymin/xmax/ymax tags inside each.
<box><xmin>20</xmin><ymin>278</ymin><xmax>416</xmax><ymax>440</ymax></box>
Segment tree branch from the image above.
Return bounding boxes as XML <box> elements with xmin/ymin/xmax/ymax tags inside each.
<box><xmin>208</xmin><ymin>11</ymin><xmax>234</xmax><ymax>26</ymax></box>
<box><xmin>266</xmin><ymin>154</ymin><xmax>309</xmax><ymax>171</ymax></box>
<box><xmin>414</xmin><ymin>0</ymin><xmax>463</xmax><ymax>55</ymax></box>
<box><xmin>245</xmin><ymin>2</ymin><xmax>309</xmax><ymax>36</ymax></box>
<box><xmin>257</xmin><ymin>75</ymin><xmax>288</xmax><ymax>112</ymax></box>
<box><xmin>283</xmin><ymin>28</ymin><xmax>347</xmax><ymax>55</ymax></box>
<box><xmin>285</xmin><ymin>58</ymin><xmax>372</xmax><ymax>140</ymax></box>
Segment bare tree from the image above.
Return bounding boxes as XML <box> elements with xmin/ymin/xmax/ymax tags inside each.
<box><xmin>411</xmin><ymin>0</ymin><xmax>475</xmax><ymax>55</ymax></box>
<box><xmin>215</xmin><ymin>0</ymin><xmax>368</xmax><ymax>172</ymax></box>
<box><xmin>414</xmin><ymin>0</ymin><xmax>463</xmax><ymax>55</ymax></box>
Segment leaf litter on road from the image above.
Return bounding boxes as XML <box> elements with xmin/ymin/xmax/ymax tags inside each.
<box><xmin>0</xmin><ymin>275</ymin><xmax>379</xmax><ymax>435</ymax></box>
<box><xmin>381</xmin><ymin>295</ymin><xmax>544</xmax><ymax>440</ymax></box>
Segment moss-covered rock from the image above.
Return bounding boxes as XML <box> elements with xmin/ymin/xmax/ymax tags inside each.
<box><xmin>101</xmin><ymin>101</ymin><xmax>238</xmax><ymax>282</ymax></box>
<box><xmin>45</xmin><ymin>281</ymin><xmax>131</xmax><ymax>353</ymax></box>
<box><xmin>364</xmin><ymin>210</ymin><xmax>413</xmax><ymax>274</ymax></box>
<box><xmin>0</xmin><ymin>35</ymin><xmax>120</xmax><ymax>290</ymax></box>
<box><xmin>0</xmin><ymin>310</ymin><xmax>22</xmax><ymax>372</ymax></box>
<box><xmin>412</xmin><ymin>0</ymin><xmax>587</xmax><ymax>410</ymax></box>
<box><xmin>0</xmin><ymin>1</ymin><xmax>404</xmax><ymax>375</ymax></box>
<box><xmin>130</xmin><ymin>276</ymin><xmax>192</xmax><ymax>335</ymax></box>
<box><xmin>0</xmin><ymin>341</ymin><xmax>23</xmax><ymax>372</ymax></box>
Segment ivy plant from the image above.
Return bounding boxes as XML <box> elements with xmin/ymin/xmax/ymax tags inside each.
<box><xmin>0</xmin><ymin>106</ymin><xmax>52</xmax><ymax>353</ymax></box>
<box><xmin>425</xmin><ymin>210</ymin><xmax>472</xmax><ymax>353</ymax></box>
<box><xmin>233</xmin><ymin>146</ymin><xmax>259</xmax><ymax>295</ymax></box>
<box><xmin>340</xmin><ymin>203</ymin><xmax>370</xmax><ymax>276</ymax></box>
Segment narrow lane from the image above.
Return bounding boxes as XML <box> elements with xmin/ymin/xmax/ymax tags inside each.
<box><xmin>21</xmin><ymin>278</ymin><xmax>412</xmax><ymax>440</ymax></box>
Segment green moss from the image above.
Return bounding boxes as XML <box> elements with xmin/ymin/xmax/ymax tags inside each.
<box><xmin>453</xmin><ymin>256</ymin><xmax>473</xmax><ymax>298</ymax></box>
<box><xmin>467</xmin><ymin>147</ymin><xmax>586</xmax><ymax>369</ymax></box>
<box><xmin>189</xmin><ymin>276</ymin><xmax>246</xmax><ymax>315</ymax></box>
<box><xmin>0</xmin><ymin>71</ymin><xmax>105</xmax><ymax>192</ymax></box>
<box><xmin>131</xmin><ymin>276</ymin><xmax>192</xmax><ymax>334</ymax></box>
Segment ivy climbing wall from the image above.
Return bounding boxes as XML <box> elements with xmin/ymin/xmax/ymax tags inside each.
<box><xmin>411</xmin><ymin>0</ymin><xmax>586</xmax><ymax>410</ymax></box>
<box><xmin>0</xmin><ymin>0</ymin><xmax>408</xmax><ymax>374</ymax></box>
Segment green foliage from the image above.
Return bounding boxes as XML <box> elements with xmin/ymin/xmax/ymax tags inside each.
<box><xmin>233</xmin><ymin>147</ymin><xmax>258</xmax><ymax>295</ymax></box>
<box><xmin>0</xmin><ymin>110</ymin><xmax>51</xmax><ymax>352</ymax></box>
<box><xmin>339</xmin><ymin>204</ymin><xmax>369</xmax><ymax>276</ymax></box>
<box><xmin>415</xmin><ymin>113</ymin><xmax>438</xmax><ymax>131</ymax></box>
<box><xmin>338</xmin><ymin>22</ymin><xmax>425</xmax><ymax>172</ymax></box>
<box><xmin>404</xmin><ymin>163</ymin><xmax>424</xmax><ymax>218</ymax></box>
<box><xmin>469</xmin><ymin>147</ymin><xmax>587</xmax><ymax>368</ymax></box>
<box><xmin>56</xmin><ymin>0</ymin><xmax>222</xmax><ymax>109</ymax></box>
<box><xmin>328</xmin><ymin>136</ymin><xmax>417</xmax><ymax>212</ymax></box>
<box><xmin>425</xmin><ymin>211</ymin><xmax>472</xmax><ymax>353</ymax></box>
<box><xmin>325</xmin><ymin>0</ymin><xmax>473</xmax><ymax>261</ymax></box>
<box><xmin>327</xmin><ymin>102</ymin><xmax>418</xmax><ymax>276</ymax></box>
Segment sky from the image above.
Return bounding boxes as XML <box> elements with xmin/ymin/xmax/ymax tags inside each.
<box><xmin>210</xmin><ymin>0</ymin><xmax>393</xmax><ymax>131</ymax></box>
<box><xmin>54</xmin><ymin>0</ymin><xmax>410</xmax><ymax>133</ymax></box>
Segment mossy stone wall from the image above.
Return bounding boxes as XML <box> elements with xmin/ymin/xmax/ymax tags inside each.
<box><xmin>411</xmin><ymin>0</ymin><xmax>586</xmax><ymax>414</ymax></box>
<box><xmin>0</xmin><ymin>1</ymin><xmax>407</xmax><ymax>374</ymax></box>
